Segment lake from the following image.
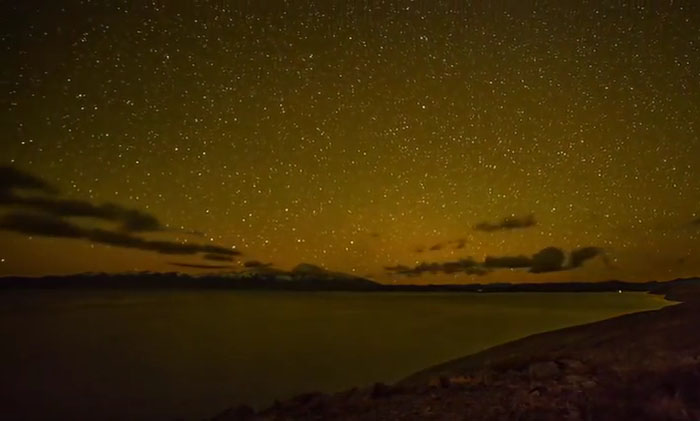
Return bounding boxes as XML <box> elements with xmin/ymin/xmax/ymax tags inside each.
<box><xmin>0</xmin><ymin>290</ymin><xmax>670</xmax><ymax>420</ymax></box>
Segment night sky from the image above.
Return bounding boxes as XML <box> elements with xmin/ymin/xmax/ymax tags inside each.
<box><xmin>1</xmin><ymin>1</ymin><xmax>699</xmax><ymax>283</ymax></box>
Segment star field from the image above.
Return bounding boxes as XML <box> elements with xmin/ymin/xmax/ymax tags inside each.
<box><xmin>1</xmin><ymin>1</ymin><xmax>699</xmax><ymax>282</ymax></box>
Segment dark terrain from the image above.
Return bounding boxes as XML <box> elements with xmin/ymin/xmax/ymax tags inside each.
<box><xmin>213</xmin><ymin>280</ymin><xmax>700</xmax><ymax>421</ymax></box>
<box><xmin>1</xmin><ymin>270</ymin><xmax>695</xmax><ymax>294</ymax></box>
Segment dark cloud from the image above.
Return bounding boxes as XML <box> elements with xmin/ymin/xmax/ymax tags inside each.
<box><xmin>692</xmin><ymin>217</ymin><xmax>700</xmax><ymax>226</ymax></box>
<box><xmin>465</xmin><ymin>266</ymin><xmax>489</xmax><ymax>276</ymax></box>
<box><xmin>0</xmin><ymin>211</ymin><xmax>84</xmax><ymax>239</ymax></box>
<box><xmin>483</xmin><ymin>255</ymin><xmax>532</xmax><ymax>269</ymax></box>
<box><xmin>0</xmin><ymin>195</ymin><xmax>162</xmax><ymax>232</ymax></box>
<box><xmin>169</xmin><ymin>262</ymin><xmax>235</xmax><ymax>270</ymax></box>
<box><xmin>0</xmin><ymin>166</ymin><xmax>163</xmax><ymax>232</ymax></box>
<box><xmin>203</xmin><ymin>253</ymin><xmax>235</xmax><ymax>262</ymax></box>
<box><xmin>384</xmin><ymin>264</ymin><xmax>412</xmax><ymax>273</ymax></box>
<box><xmin>385</xmin><ymin>258</ymin><xmax>484</xmax><ymax>276</ymax></box>
<box><xmin>0</xmin><ymin>166</ymin><xmax>241</xmax><ymax>264</ymax></box>
<box><xmin>569</xmin><ymin>247</ymin><xmax>604</xmax><ymax>268</ymax></box>
<box><xmin>0</xmin><ymin>166</ymin><xmax>57</xmax><ymax>195</ymax></box>
<box><xmin>413</xmin><ymin>262</ymin><xmax>445</xmax><ymax>274</ymax></box>
<box><xmin>474</xmin><ymin>214</ymin><xmax>536</xmax><ymax>232</ymax></box>
<box><xmin>417</xmin><ymin>239</ymin><xmax>465</xmax><ymax>252</ymax></box>
<box><xmin>244</xmin><ymin>260</ymin><xmax>273</xmax><ymax>268</ymax></box>
<box><xmin>387</xmin><ymin>245</ymin><xmax>604</xmax><ymax>277</ymax></box>
<box><xmin>530</xmin><ymin>247</ymin><xmax>566</xmax><ymax>273</ymax></box>
<box><xmin>442</xmin><ymin>259</ymin><xmax>485</xmax><ymax>275</ymax></box>
<box><xmin>0</xmin><ymin>212</ymin><xmax>240</xmax><ymax>257</ymax></box>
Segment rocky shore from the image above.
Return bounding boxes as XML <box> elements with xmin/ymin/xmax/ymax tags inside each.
<box><xmin>212</xmin><ymin>286</ymin><xmax>700</xmax><ymax>420</ymax></box>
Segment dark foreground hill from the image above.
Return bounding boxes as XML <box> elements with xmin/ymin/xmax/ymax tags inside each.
<box><xmin>212</xmin><ymin>284</ymin><xmax>700</xmax><ymax>421</ymax></box>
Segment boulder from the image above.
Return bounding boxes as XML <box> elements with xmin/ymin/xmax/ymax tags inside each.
<box><xmin>528</xmin><ymin>361</ymin><xmax>561</xmax><ymax>380</ymax></box>
<box><xmin>559</xmin><ymin>359</ymin><xmax>588</xmax><ymax>374</ymax></box>
<box><xmin>564</xmin><ymin>374</ymin><xmax>590</xmax><ymax>385</ymax></box>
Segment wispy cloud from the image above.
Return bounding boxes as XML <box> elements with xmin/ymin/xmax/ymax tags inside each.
<box><xmin>0</xmin><ymin>166</ymin><xmax>57</xmax><ymax>195</ymax></box>
<box><xmin>0</xmin><ymin>195</ymin><xmax>163</xmax><ymax>232</ymax></box>
<box><xmin>483</xmin><ymin>255</ymin><xmax>532</xmax><ymax>269</ymax></box>
<box><xmin>244</xmin><ymin>260</ymin><xmax>274</xmax><ymax>269</ymax></box>
<box><xmin>0</xmin><ymin>166</ymin><xmax>162</xmax><ymax>232</ymax></box>
<box><xmin>0</xmin><ymin>166</ymin><xmax>240</xmax><ymax>262</ymax></box>
<box><xmin>203</xmin><ymin>253</ymin><xmax>236</xmax><ymax>262</ymax></box>
<box><xmin>169</xmin><ymin>262</ymin><xmax>236</xmax><ymax>270</ymax></box>
<box><xmin>386</xmin><ymin>245</ymin><xmax>605</xmax><ymax>277</ymax></box>
<box><xmin>414</xmin><ymin>238</ymin><xmax>467</xmax><ymax>253</ymax></box>
<box><xmin>0</xmin><ymin>212</ymin><xmax>240</xmax><ymax>257</ymax></box>
<box><xmin>385</xmin><ymin>258</ymin><xmax>486</xmax><ymax>276</ymax></box>
<box><xmin>569</xmin><ymin>246</ymin><xmax>605</xmax><ymax>269</ymax></box>
<box><xmin>474</xmin><ymin>214</ymin><xmax>536</xmax><ymax>232</ymax></box>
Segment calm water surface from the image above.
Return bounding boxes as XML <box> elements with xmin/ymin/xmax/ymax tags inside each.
<box><xmin>0</xmin><ymin>290</ymin><xmax>670</xmax><ymax>420</ymax></box>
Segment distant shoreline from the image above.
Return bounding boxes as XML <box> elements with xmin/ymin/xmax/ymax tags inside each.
<box><xmin>1</xmin><ymin>272</ymin><xmax>698</xmax><ymax>295</ymax></box>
